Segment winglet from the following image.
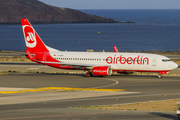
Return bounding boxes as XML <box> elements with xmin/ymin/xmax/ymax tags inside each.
<box><xmin>113</xmin><ymin>45</ymin><xmax>119</xmax><ymax>53</ymax></box>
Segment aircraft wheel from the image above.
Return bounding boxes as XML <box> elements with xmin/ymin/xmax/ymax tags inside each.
<box><xmin>86</xmin><ymin>73</ymin><xmax>90</xmax><ymax>77</ymax></box>
<box><xmin>158</xmin><ymin>75</ymin><xmax>162</xmax><ymax>78</ymax></box>
<box><xmin>177</xmin><ymin>114</ymin><xmax>180</xmax><ymax>120</ymax></box>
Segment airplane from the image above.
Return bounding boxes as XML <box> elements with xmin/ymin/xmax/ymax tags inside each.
<box><xmin>21</xmin><ymin>18</ymin><xmax>178</xmax><ymax>78</ymax></box>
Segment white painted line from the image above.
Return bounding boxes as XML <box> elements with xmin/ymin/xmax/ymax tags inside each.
<box><xmin>0</xmin><ymin>87</ymin><xmax>32</xmax><ymax>91</ymax></box>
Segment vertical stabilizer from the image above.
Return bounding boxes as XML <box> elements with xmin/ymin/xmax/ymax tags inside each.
<box><xmin>21</xmin><ymin>19</ymin><xmax>49</xmax><ymax>52</ymax></box>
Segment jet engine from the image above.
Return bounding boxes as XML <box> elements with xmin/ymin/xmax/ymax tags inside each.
<box><xmin>92</xmin><ymin>66</ymin><xmax>112</xmax><ymax>76</ymax></box>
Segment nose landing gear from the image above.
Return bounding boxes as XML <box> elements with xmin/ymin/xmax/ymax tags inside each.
<box><xmin>158</xmin><ymin>71</ymin><xmax>168</xmax><ymax>78</ymax></box>
<box><xmin>158</xmin><ymin>74</ymin><xmax>162</xmax><ymax>78</ymax></box>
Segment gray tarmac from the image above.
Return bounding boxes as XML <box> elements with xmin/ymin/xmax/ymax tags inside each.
<box><xmin>0</xmin><ymin>62</ymin><xmax>180</xmax><ymax>120</ymax></box>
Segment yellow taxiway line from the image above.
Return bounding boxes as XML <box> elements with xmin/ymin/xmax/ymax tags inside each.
<box><xmin>0</xmin><ymin>73</ymin><xmax>9</xmax><ymax>75</ymax></box>
<box><xmin>0</xmin><ymin>87</ymin><xmax>126</xmax><ymax>94</ymax></box>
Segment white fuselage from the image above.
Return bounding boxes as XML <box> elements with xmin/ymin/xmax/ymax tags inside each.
<box><xmin>49</xmin><ymin>50</ymin><xmax>178</xmax><ymax>72</ymax></box>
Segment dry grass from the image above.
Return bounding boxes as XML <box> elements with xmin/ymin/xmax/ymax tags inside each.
<box><xmin>0</xmin><ymin>56</ymin><xmax>30</xmax><ymax>62</ymax></box>
<box><xmin>78</xmin><ymin>99</ymin><xmax>180</xmax><ymax>112</ymax></box>
<box><xmin>171</xmin><ymin>59</ymin><xmax>180</xmax><ymax>65</ymax></box>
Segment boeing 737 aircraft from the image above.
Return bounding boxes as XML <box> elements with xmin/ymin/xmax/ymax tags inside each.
<box><xmin>21</xmin><ymin>19</ymin><xmax>178</xmax><ymax>78</ymax></box>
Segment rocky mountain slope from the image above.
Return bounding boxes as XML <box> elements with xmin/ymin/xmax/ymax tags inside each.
<box><xmin>0</xmin><ymin>0</ymin><xmax>118</xmax><ymax>24</ymax></box>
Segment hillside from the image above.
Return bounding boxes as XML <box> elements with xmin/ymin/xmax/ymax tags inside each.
<box><xmin>0</xmin><ymin>0</ymin><xmax>118</xmax><ymax>24</ymax></box>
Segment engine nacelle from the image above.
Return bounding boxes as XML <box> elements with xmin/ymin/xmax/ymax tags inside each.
<box><xmin>92</xmin><ymin>66</ymin><xmax>112</xmax><ymax>76</ymax></box>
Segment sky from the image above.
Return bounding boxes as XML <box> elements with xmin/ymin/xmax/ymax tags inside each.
<box><xmin>38</xmin><ymin>0</ymin><xmax>180</xmax><ymax>9</ymax></box>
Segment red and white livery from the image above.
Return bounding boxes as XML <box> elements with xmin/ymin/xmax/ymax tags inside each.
<box><xmin>21</xmin><ymin>19</ymin><xmax>178</xmax><ymax>78</ymax></box>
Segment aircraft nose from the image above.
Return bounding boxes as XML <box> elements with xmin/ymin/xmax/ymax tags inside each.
<box><xmin>171</xmin><ymin>62</ymin><xmax>178</xmax><ymax>70</ymax></box>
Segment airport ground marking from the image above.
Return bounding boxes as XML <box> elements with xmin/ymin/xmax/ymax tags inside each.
<box><xmin>93</xmin><ymin>78</ymin><xmax>119</xmax><ymax>89</ymax></box>
<box><xmin>0</xmin><ymin>87</ymin><xmax>126</xmax><ymax>94</ymax></box>
<box><xmin>162</xmin><ymin>93</ymin><xmax>180</xmax><ymax>96</ymax></box>
<box><xmin>0</xmin><ymin>73</ymin><xmax>9</xmax><ymax>75</ymax></box>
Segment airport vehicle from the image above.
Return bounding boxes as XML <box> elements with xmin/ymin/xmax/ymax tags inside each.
<box><xmin>21</xmin><ymin>19</ymin><xmax>178</xmax><ymax>78</ymax></box>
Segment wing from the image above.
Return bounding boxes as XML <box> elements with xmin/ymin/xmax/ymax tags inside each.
<box><xmin>41</xmin><ymin>61</ymin><xmax>94</xmax><ymax>67</ymax></box>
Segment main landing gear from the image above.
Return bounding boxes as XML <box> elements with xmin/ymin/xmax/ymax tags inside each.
<box><xmin>86</xmin><ymin>72</ymin><xmax>93</xmax><ymax>77</ymax></box>
<box><xmin>158</xmin><ymin>71</ymin><xmax>168</xmax><ymax>78</ymax></box>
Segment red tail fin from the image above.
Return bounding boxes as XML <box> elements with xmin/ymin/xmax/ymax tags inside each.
<box><xmin>21</xmin><ymin>19</ymin><xmax>49</xmax><ymax>53</ymax></box>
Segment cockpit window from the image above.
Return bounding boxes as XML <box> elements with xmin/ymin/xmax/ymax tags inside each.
<box><xmin>162</xmin><ymin>59</ymin><xmax>171</xmax><ymax>62</ymax></box>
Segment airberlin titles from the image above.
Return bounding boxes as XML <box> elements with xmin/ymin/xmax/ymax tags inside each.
<box><xmin>106</xmin><ymin>55</ymin><xmax>149</xmax><ymax>65</ymax></box>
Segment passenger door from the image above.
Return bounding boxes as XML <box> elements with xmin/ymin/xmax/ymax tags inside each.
<box><xmin>152</xmin><ymin>57</ymin><xmax>157</xmax><ymax>66</ymax></box>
